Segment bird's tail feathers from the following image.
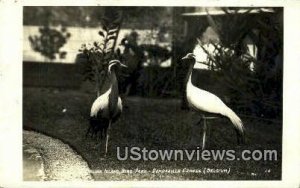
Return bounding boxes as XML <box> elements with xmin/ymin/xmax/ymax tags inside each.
<box><xmin>87</xmin><ymin>117</ymin><xmax>109</xmax><ymax>140</ymax></box>
<box><xmin>223</xmin><ymin>107</ymin><xmax>245</xmax><ymax>142</ymax></box>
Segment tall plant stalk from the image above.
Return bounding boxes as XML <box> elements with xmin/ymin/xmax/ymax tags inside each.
<box><xmin>80</xmin><ymin>8</ymin><xmax>123</xmax><ymax>97</ymax></box>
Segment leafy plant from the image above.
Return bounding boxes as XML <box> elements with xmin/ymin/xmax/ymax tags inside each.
<box><xmin>29</xmin><ymin>26</ymin><xmax>71</xmax><ymax>60</ymax></box>
<box><xmin>202</xmin><ymin>43</ymin><xmax>258</xmax><ymax>110</ymax></box>
<box><xmin>201</xmin><ymin>8</ymin><xmax>282</xmax><ymax>118</ymax></box>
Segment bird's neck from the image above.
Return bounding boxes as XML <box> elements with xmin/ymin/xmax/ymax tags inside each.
<box><xmin>108</xmin><ymin>70</ymin><xmax>119</xmax><ymax>115</ymax></box>
<box><xmin>187</xmin><ymin>61</ymin><xmax>196</xmax><ymax>88</ymax></box>
<box><xmin>109</xmin><ymin>70</ymin><xmax>118</xmax><ymax>94</ymax></box>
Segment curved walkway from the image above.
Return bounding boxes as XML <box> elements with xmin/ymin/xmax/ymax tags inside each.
<box><xmin>23</xmin><ymin>130</ymin><xmax>93</xmax><ymax>181</ymax></box>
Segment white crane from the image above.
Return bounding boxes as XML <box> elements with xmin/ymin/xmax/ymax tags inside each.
<box><xmin>87</xmin><ymin>59</ymin><xmax>127</xmax><ymax>156</ymax></box>
<box><xmin>181</xmin><ymin>53</ymin><xmax>245</xmax><ymax>149</ymax></box>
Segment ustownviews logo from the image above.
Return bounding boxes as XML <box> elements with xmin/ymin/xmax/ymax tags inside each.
<box><xmin>116</xmin><ymin>147</ymin><xmax>278</xmax><ymax>161</ymax></box>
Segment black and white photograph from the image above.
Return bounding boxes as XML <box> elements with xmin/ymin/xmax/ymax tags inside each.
<box><xmin>0</xmin><ymin>1</ymin><xmax>299</xmax><ymax>187</ymax></box>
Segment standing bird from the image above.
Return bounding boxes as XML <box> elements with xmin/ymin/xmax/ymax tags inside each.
<box><xmin>181</xmin><ymin>53</ymin><xmax>245</xmax><ymax>149</ymax></box>
<box><xmin>87</xmin><ymin>59</ymin><xmax>127</xmax><ymax>156</ymax></box>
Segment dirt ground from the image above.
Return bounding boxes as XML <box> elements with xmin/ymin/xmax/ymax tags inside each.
<box><xmin>23</xmin><ymin>87</ymin><xmax>282</xmax><ymax>180</ymax></box>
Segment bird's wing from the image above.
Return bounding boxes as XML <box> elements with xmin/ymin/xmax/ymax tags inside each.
<box><xmin>187</xmin><ymin>86</ymin><xmax>228</xmax><ymax>114</ymax></box>
<box><xmin>117</xmin><ymin>97</ymin><xmax>123</xmax><ymax>112</ymax></box>
<box><xmin>112</xmin><ymin>97</ymin><xmax>123</xmax><ymax>118</ymax></box>
<box><xmin>90</xmin><ymin>89</ymin><xmax>111</xmax><ymax>117</ymax></box>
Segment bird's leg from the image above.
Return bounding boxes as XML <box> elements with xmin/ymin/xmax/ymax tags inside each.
<box><xmin>202</xmin><ymin>115</ymin><xmax>207</xmax><ymax>150</ymax></box>
<box><xmin>97</xmin><ymin>130</ymin><xmax>102</xmax><ymax>141</ymax></box>
<box><xmin>86</xmin><ymin>123</ymin><xmax>96</xmax><ymax>139</ymax></box>
<box><xmin>93</xmin><ymin>127</ymin><xmax>102</xmax><ymax>149</ymax></box>
<box><xmin>195</xmin><ymin>116</ymin><xmax>202</xmax><ymax>126</ymax></box>
<box><xmin>85</xmin><ymin>126</ymin><xmax>91</xmax><ymax>139</ymax></box>
<box><xmin>105</xmin><ymin>120</ymin><xmax>112</xmax><ymax>157</ymax></box>
<box><xmin>207</xmin><ymin>117</ymin><xmax>211</xmax><ymax>144</ymax></box>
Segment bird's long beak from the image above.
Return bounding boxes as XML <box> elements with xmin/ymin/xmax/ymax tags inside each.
<box><xmin>120</xmin><ymin>63</ymin><xmax>128</xmax><ymax>68</ymax></box>
<box><xmin>181</xmin><ymin>53</ymin><xmax>195</xmax><ymax>61</ymax></box>
<box><xmin>181</xmin><ymin>55</ymin><xmax>188</xmax><ymax>60</ymax></box>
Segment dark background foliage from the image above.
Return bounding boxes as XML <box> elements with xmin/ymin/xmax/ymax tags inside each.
<box><xmin>24</xmin><ymin>7</ymin><xmax>282</xmax><ymax>119</ymax></box>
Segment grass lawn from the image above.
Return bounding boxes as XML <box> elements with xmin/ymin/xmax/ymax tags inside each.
<box><xmin>23</xmin><ymin>87</ymin><xmax>282</xmax><ymax>180</ymax></box>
